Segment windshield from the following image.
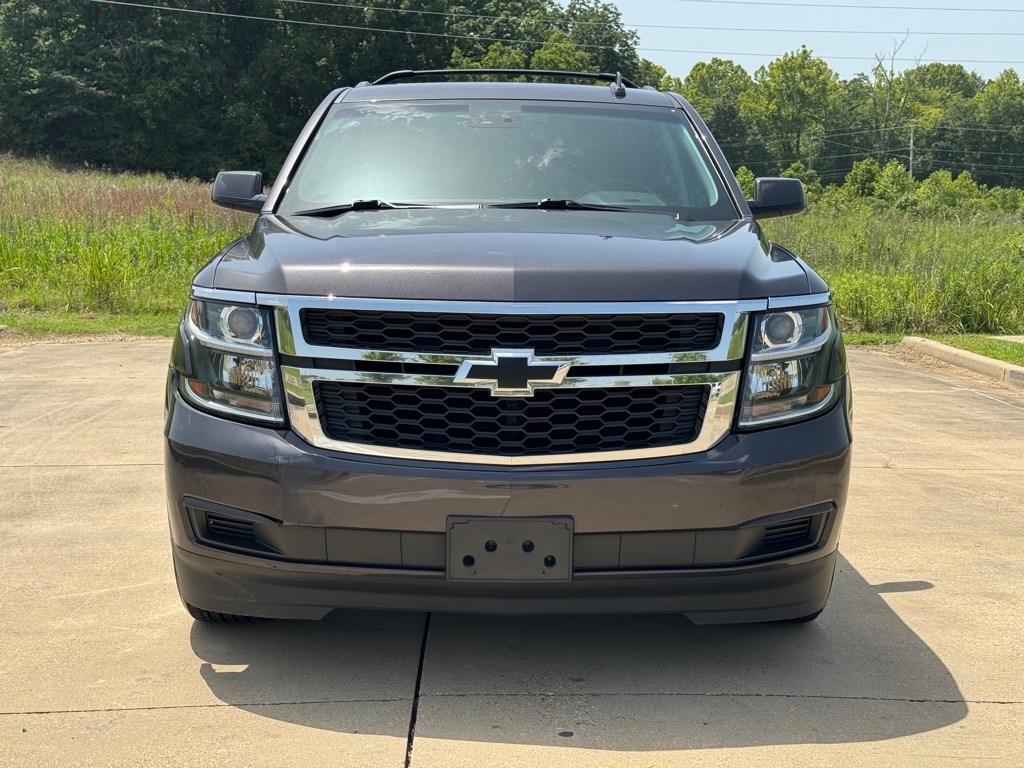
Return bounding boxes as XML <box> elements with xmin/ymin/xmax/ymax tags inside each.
<box><xmin>277</xmin><ymin>99</ymin><xmax>738</xmax><ymax>221</ymax></box>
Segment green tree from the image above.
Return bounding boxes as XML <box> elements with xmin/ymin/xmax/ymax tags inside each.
<box><xmin>843</xmin><ymin>158</ymin><xmax>882</xmax><ymax>198</ymax></box>
<box><xmin>451</xmin><ymin>42</ymin><xmax>528</xmax><ymax>71</ymax></box>
<box><xmin>0</xmin><ymin>1</ymin><xmax>108</xmax><ymax>157</ymax></box>
<box><xmin>915</xmin><ymin>169</ymin><xmax>985</xmax><ymax>215</ymax></box>
<box><xmin>0</xmin><ymin>0</ymin><xmax>233</xmax><ymax>175</ymax></box>
<box><xmin>873</xmin><ymin>158</ymin><xmax>917</xmax><ymax>207</ymax></box>
<box><xmin>912</xmin><ymin>62</ymin><xmax>985</xmax><ymax>101</ymax></box>
<box><xmin>741</xmin><ymin>47</ymin><xmax>839</xmax><ymax>173</ymax></box>
<box><xmin>682</xmin><ymin>58</ymin><xmax>759</xmax><ymax>171</ymax></box>
<box><xmin>961</xmin><ymin>70</ymin><xmax>1024</xmax><ymax>188</ymax></box>
<box><xmin>530</xmin><ymin>30</ymin><xmax>590</xmax><ymax>72</ymax></box>
<box><xmin>0</xmin><ymin>0</ymin><xmax>458</xmax><ymax>177</ymax></box>
<box><xmin>916</xmin><ymin>69</ymin><xmax>1024</xmax><ymax>188</ymax></box>
<box><xmin>810</xmin><ymin>75</ymin><xmax>877</xmax><ymax>186</ymax></box>
<box><xmin>447</xmin><ymin>0</ymin><xmax>558</xmax><ymax>64</ymax></box>
<box><xmin>449</xmin><ymin>0</ymin><xmax>655</xmax><ymax>85</ymax></box>
<box><xmin>631</xmin><ymin>59</ymin><xmax>682</xmax><ymax>90</ymax></box>
<box><xmin>733</xmin><ymin>166</ymin><xmax>755</xmax><ymax>198</ymax></box>
<box><xmin>854</xmin><ymin>42</ymin><xmax>931</xmax><ymax>163</ymax></box>
<box><xmin>558</xmin><ymin>0</ymin><xmax>639</xmax><ymax>75</ymax></box>
<box><xmin>781</xmin><ymin>161</ymin><xmax>821</xmax><ymax>195</ymax></box>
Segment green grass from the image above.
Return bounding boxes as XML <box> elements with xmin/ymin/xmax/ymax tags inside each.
<box><xmin>0</xmin><ymin>310</ymin><xmax>179</xmax><ymax>338</ymax></box>
<box><xmin>764</xmin><ymin>203</ymin><xmax>1024</xmax><ymax>335</ymax></box>
<box><xmin>3</xmin><ymin>156</ymin><xmax>1024</xmax><ymax>353</ymax></box>
<box><xmin>0</xmin><ymin>154</ymin><xmax>250</xmax><ymax>318</ymax></box>
<box><xmin>926</xmin><ymin>335</ymin><xmax>1024</xmax><ymax>367</ymax></box>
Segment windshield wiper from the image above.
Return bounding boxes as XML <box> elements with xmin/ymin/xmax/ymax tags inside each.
<box><xmin>486</xmin><ymin>199</ymin><xmax>633</xmax><ymax>212</ymax></box>
<box><xmin>290</xmin><ymin>200</ymin><xmax>436</xmax><ymax>217</ymax></box>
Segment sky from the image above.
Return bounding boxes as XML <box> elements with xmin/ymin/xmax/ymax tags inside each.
<box><xmin>611</xmin><ymin>0</ymin><xmax>1024</xmax><ymax>82</ymax></box>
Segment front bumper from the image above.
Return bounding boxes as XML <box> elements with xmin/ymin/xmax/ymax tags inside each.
<box><xmin>172</xmin><ymin>541</ymin><xmax>838</xmax><ymax>624</ymax></box>
<box><xmin>165</xmin><ymin>373</ymin><xmax>852</xmax><ymax>623</ymax></box>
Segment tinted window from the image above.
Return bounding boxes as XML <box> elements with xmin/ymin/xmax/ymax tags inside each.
<box><xmin>278</xmin><ymin>100</ymin><xmax>737</xmax><ymax>220</ymax></box>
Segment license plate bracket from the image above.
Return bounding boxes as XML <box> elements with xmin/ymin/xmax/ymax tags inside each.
<box><xmin>446</xmin><ymin>517</ymin><xmax>573</xmax><ymax>582</ymax></box>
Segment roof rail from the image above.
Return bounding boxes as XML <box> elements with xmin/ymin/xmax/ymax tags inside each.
<box><xmin>370</xmin><ymin>69</ymin><xmax>640</xmax><ymax>89</ymax></box>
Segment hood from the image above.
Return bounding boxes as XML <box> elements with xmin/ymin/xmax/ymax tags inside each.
<box><xmin>200</xmin><ymin>209</ymin><xmax>811</xmax><ymax>302</ymax></box>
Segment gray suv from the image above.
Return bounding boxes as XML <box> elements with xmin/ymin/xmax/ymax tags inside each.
<box><xmin>164</xmin><ymin>70</ymin><xmax>851</xmax><ymax>624</ymax></box>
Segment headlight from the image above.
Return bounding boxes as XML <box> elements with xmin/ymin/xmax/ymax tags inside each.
<box><xmin>739</xmin><ymin>305</ymin><xmax>839</xmax><ymax>428</ymax></box>
<box><xmin>179</xmin><ymin>298</ymin><xmax>284</xmax><ymax>424</ymax></box>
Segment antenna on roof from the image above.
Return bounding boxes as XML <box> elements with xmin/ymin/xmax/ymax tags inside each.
<box><xmin>610</xmin><ymin>72</ymin><xmax>627</xmax><ymax>99</ymax></box>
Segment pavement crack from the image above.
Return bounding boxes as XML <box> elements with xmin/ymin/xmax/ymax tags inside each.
<box><xmin>854</xmin><ymin>467</ymin><xmax>1024</xmax><ymax>472</ymax></box>
<box><xmin>0</xmin><ymin>463</ymin><xmax>162</xmax><ymax>469</ymax></box>
<box><xmin>3</xmin><ymin>692</ymin><xmax>1018</xmax><ymax>719</ymax></box>
<box><xmin>0</xmin><ymin>698</ymin><xmax>410</xmax><ymax>717</ymax></box>
<box><xmin>423</xmin><ymin>692</ymin><xmax>1021</xmax><ymax>706</ymax></box>
<box><xmin>405</xmin><ymin>612</ymin><xmax>432</xmax><ymax>768</ymax></box>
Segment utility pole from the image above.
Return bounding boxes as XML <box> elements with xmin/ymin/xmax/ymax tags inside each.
<box><xmin>909</xmin><ymin>123</ymin><xmax>915</xmax><ymax>180</ymax></box>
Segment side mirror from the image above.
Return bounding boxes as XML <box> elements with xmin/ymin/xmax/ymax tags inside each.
<box><xmin>212</xmin><ymin>171</ymin><xmax>266</xmax><ymax>213</ymax></box>
<box><xmin>747</xmin><ymin>177</ymin><xmax>806</xmax><ymax>220</ymax></box>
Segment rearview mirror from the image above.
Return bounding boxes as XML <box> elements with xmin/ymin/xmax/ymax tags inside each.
<box><xmin>212</xmin><ymin>171</ymin><xmax>266</xmax><ymax>214</ymax></box>
<box><xmin>747</xmin><ymin>177</ymin><xmax>806</xmax><ymax>220</ymax></box>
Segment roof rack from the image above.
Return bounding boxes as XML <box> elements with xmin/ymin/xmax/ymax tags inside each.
<box><xmin>370</xmin><ymin>69</ymin><xmax>640</xmax><ymax>89</ymax></box>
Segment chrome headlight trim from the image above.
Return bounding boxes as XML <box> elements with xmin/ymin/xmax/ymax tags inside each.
<box><xmin>738</xmin><ymin>305</ymin><xmax>840</xmax><ymax>429</ymax></box>
<box><xmin>179</xmin><ymin>297</ymin><xmax>285</xmax><ymax>425</ymax></box>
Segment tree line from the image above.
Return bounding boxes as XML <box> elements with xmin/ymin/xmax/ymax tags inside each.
<box><xmin>2</xmin><ymin>0</ymin><xmax>1022</xmax><ymax>196</ymax></box>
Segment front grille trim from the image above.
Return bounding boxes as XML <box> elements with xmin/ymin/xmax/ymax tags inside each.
<box><xmin>301</xmin><ymin>308</ymin><xmax>724</xmax><ymax>356</ymax></box>
<box><xmin>270</xmin><ymin>296</ymin><xmax>772</xmax><ymax>363</ymax></box>
<box><xmin>314</xmin><ymin>381</ymin><xmax>709</xmax><ymax>458</ymax></box>
<box><xmin>283</xmin><ymin>365</ymin><xmax>741</xmax><ymax>465</ymax></box>
<box><xmin>262</xmin><ymin>295</ymin><xmax>777</xmax><ymax>465</ymax></box>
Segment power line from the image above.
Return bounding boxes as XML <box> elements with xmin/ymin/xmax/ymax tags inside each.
<box><xmin>635</xmin><ymin>45</ymin><xmax>1024</xmax><ymax>67</ymax></box>
<box><xmin>665</xmin><ymin>0</ymin><xmax>1024</xmax><ymax>13</ymax></box>
<box><xmin>270</xmin><ymin>1</ymin><xmax>1024</xmax><ymax>36</ymax></box>
<box><xmin>930</xmin><ymin>124</ymin><xmax>1024</xmax><ymax>134</ymax></box>
<box><xmin>88</xmin><ymin>0</ymin><xmax>616</xmax><ymax>49</ymax></box>
<box><xmin>927</xmin><ymin>147</ymin><xmax>1024</xmax><ymax>159</ymax></box>
<box><xmin>730</xmin><ymin>150</ymin><xmax>895</xmax><ymax>165</ymax></box>
<box><xmin>638</xmin><ymin>26</ymin><xmax>1024</xmax><ymax>38</ymax></box>
<box><xmin>90</xmin><ymin>2</ymin><xmax>1024</xmax><ymax>69</ymax></box>
<box><xmin>271</xmin><ymin>0</ymin><xmax>555</xmax><ymax>24</ymax></box>
<box><xmin>819</xmin><ymin>137</ymin><xmax>876</xmax><ymax>153</ymax></box>
<box><xmin>718</xmin><ymin>124</ymin><xmax>915</xmax><ymax>148</ymax></box>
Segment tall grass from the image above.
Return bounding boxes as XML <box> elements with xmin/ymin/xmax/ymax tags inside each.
<box><xmin>0</xmin><ymin>155</ymin><xmax>249</xmax><ymax>315</ymax></box>
<box><xmin>764</xmin><ymin>205</ymin><xmax>1024</xmax><ymax>334</ymax></box>
<box><xmin>2</xmin><ymin>155</ymin><xmax>1023</xmax><ymax>334</ymax></box>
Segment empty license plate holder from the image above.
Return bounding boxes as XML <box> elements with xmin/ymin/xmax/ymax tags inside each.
<box><xmin>446</xmin><ymin>517</ymin><xmax>573</xmax><ymax>582</ymax></box>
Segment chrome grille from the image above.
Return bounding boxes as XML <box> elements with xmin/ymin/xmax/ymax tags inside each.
<box><xmin>314</xmin><ymin>382</ymin><xmax>709</xmax><ymax>458</ymax></box>
<box><xmin>300</xmin><ymin>309</ymin><xmax>723</xmax><ymax>355</ymax></box>
<box><xmin>267</xmin><ymin>295</ymin><xmax>768</xmax><ymax>465</ymax></box>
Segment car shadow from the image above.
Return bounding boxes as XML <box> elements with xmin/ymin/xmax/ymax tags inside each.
<box><xmin>191</xmin><ymin>553</ymin><xmax>966</xmax><ymax>750</ymax></box>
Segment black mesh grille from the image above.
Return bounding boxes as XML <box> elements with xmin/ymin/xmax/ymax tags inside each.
<box><xmin>301</xmin><ymin>310</ymin><xmax>723</xmax><ymax>355</ymax></box>
<box><xmin>314</xmin><ymin>382</ymin><xmax>709</xmax><ymax>457</ymax></box>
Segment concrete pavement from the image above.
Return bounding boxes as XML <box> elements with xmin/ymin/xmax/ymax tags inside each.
<box><xmin>0</xmin><ymin>340</ymin><xmax>1022</xmax><ymax>766</ymax></box>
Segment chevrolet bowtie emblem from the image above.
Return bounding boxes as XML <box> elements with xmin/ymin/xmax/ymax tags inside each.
<box><xmin>453</xmin><ymin>349</ymin><xmax>572</xmax><ymax>396</ymax></box>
